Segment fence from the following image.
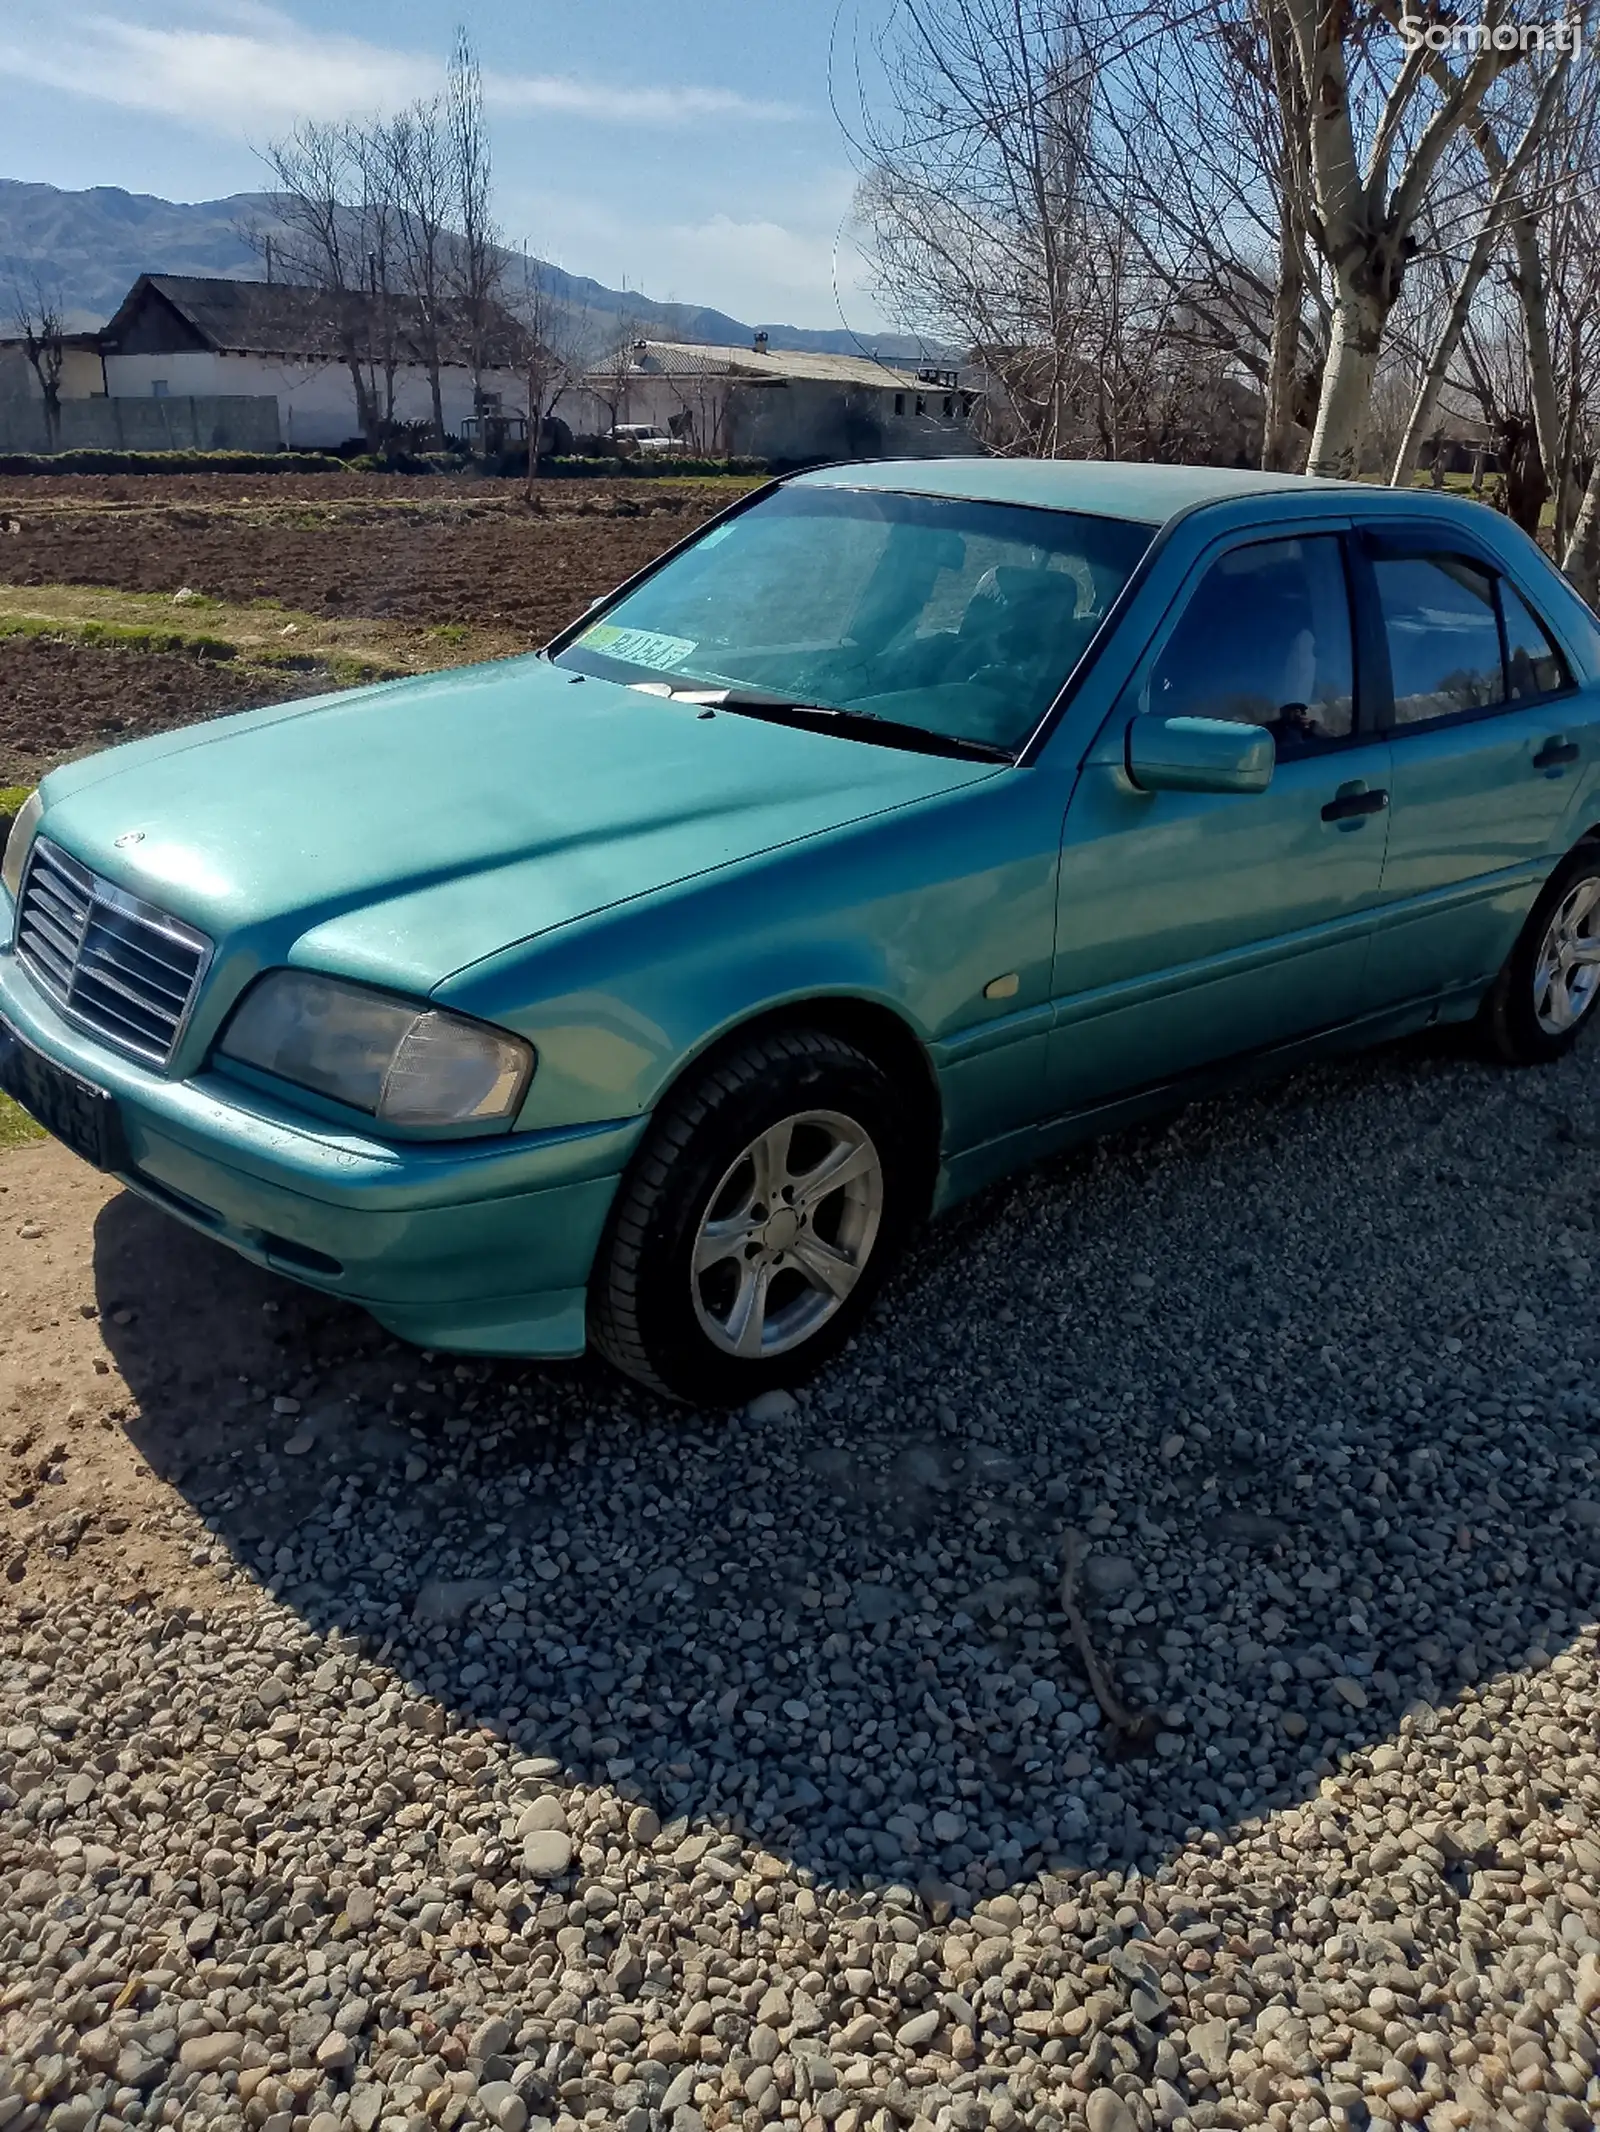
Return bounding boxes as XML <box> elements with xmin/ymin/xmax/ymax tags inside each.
<box><xmin>0</xmin><ymin>395</ymin><xmax>282</xmax><ymax>455</ymax></box>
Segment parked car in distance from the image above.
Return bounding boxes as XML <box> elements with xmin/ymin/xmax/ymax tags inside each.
<box><xmin>6</xmin><ymin>459</ymin><xmax>1600</xmax><ymax>1403</ymax></box>
<box><xmin>609</xmin><ymin>423</ymin><xmax>676</xmax><ymax>456</ymax></box>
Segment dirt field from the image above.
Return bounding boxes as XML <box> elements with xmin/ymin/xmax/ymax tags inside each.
<box><xmin>0</xmin><ymin>472</ymin><xmax>751</xmax><ymax>785</ymax></box>
<box><xmin>0</xmin><ymin>634</ymin><xmax>328</xmax><ymax>788</ymax></box>
<box><xmin>1</xmin><ymin>472</ymin><xmax>741</xmax><ymax>628</ymax></box>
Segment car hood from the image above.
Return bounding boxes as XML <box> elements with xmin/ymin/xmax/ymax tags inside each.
<box><xmin>37</xmin><ymin>655</ymin><xmax>1000</xmax><ymax>994</ymax></box>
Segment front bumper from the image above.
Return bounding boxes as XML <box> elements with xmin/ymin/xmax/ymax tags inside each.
<box><xmin>0</xmin><ymin>940</ymin><xmax>644</xmax><ymax>1357</ymax></box>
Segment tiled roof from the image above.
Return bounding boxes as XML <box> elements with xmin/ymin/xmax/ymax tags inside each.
<box><xmin>616</xmin><ymin>340</ymin><xmax>927</xmax><ymax>389</ymax></box>
<box><xmin>103</xmin><ymin>275</ymin><xmax>526</xmax><ymax>367</ymax></box>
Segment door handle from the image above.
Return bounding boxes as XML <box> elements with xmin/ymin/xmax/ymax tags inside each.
<box><xmin>1534</xmin><ymin>737</ymin><xmax>1580</xmax><ymax>770</ymax></box>
<box><xmin>1321</xmin><ymin>785</ymin><xmax>1389</xmax><ymax>824</ymax></box>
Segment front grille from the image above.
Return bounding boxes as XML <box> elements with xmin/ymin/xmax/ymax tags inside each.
<box><xmin>14</xmin><ymin>838</ymin><xmax>213</xmax><ymax>1067</ymax></box>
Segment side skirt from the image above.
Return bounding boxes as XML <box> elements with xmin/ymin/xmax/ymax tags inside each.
<box><xmin>930</xmin><ymin>984</ymin><xmax>1484</xmax><ymax>1215</ymax></box>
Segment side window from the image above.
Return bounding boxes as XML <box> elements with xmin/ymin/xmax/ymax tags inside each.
<box><xmin>1147</xmin><ymin>535</ymin><xmax>1354</xmax><ymax>755</ymax></box>
<box><xmin>1500</xmin><ymin>580</ymin><xmax>1571</xmax><ymax>702</ymax></box>
<box><xmin>1373</xmin><ymin>553</ymin><xmax>1503</xmax><ymax>727</ymax></box>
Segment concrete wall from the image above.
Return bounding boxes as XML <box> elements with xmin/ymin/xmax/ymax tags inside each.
<box><xmin>731</xmin><ymin>380</ymin><xmax>973</xmax><ymax>462</ymax></box>
<box><xmin>0</xmin><ymin>395</ymin><xmax>282</xmax><ymax>454</ymax></box>
<box><xmin>564</xmin><ymin>372</ymin><xmax>974</xmax><ymax>462</ymax></box>
<box><xmin>103</xmin><ymin>348</ymin><xmax>528</xmax><ymax>448</ymax></box>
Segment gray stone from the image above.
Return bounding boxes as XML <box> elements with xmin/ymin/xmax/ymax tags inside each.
<box><xmin>521</xmin><ymin>1829</ymin><xmax>573</xmax><ymax>1879</ymax></box>
<box><xmin>412</xmin><ymin>1577</ymin><xmax>500</xmax><ymax>1625</ymax></box>
<box><xmin>477</xmin><ymin>2081</ymin><xmax>528</xmax><ymax>2132</ymax></box>
<box><xmin>1083</xmin><ymin>1553</ymin><xmax>1137</xmax><ymax>1598</ymax></box>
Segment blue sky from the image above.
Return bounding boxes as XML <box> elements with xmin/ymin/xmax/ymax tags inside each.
<box><xmin>0</xmin><ymin>0</ymin><xmax>897</xmax><ymax>330</ymax></box>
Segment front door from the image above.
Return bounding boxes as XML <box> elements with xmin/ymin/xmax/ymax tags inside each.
<box><xmin>1358</xmin><ymin>533</ymin><xmax>1594</xmax><ymax>1006</ymax></box>
<box><xmin>1046</xmin><ymin>529</ymin><xmax>1392</xmax><ymax>1112</ymax></box>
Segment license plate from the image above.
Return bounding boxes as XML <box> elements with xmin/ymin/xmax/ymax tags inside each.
<box><xmin>0</xmin><ymin>1011</ymin><xmax>125</xmax><ymax>1170</ymax></box>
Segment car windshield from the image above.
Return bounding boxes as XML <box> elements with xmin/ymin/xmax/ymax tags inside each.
<box><xmin>554</xmin><ymin>483</ymin><xmax>1155</xmax><ymax>753</ymax></box>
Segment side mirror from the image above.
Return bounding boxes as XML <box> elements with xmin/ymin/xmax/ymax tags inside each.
<box><xmin>1126</xmin><ymin>713</ymin><xmax>1275</xmax><ymax>796</ymax></box>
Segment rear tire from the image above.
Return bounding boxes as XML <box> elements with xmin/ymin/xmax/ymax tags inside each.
<box><xmin>1481</xmin><ymin>841</ymin><xmax>1600</xmax><ymax>1065</ymax></box>
<box><xmin>590</xmin><ymin>1028</ymin><xmax>915</xmax><ymax>1404</ymax></box>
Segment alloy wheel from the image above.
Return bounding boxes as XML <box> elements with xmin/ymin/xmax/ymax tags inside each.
<box><xmin>690</xmin><ymin>1109</ymin><xmax>884</xmax><ymax>1359</ymax></box>
<box><xmin>1533</xmin><ymin>876</ymin><xmax>1600</xmax><ymax>1035</ymax></box>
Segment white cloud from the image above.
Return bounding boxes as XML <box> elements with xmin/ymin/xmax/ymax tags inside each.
<box><xmin>0</xmin><ymin>4</ymin><xmax>795</xmax><ymax>132</ymax></box>
<box><xmin>502</xmin><ymin>193</ymin><xmax>892</xmax><ymax>335</ymax></box>
<box><xmin>657</xmin><ymin>209</ymin><xmax>890</xmax><ymax>332</ymax></box>
<box><xmin>0</xmin><ymin>10</ymin><xmax>433</xmax><ymax>126</ymax></box>
<box><xmin>486</xmin><ymin>75</ymin><xmax>798</xmax><ymax>125</ymax></box>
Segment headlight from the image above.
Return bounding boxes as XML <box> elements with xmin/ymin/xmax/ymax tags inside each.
<box><xmin>219</xmin><ymin>971</ymin><xmax>534</xmax><ymax>1128</ymax></box>
<box><xmin>1</xmin><ymin>789</ymin><xmax>43</xmax><ymax>905</ymax></box>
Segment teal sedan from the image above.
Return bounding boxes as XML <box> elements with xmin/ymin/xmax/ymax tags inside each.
<box><xmin>5</xmin><ymin>460</ymin><xmax>1600</xmax><ymax>1402</ymax></box>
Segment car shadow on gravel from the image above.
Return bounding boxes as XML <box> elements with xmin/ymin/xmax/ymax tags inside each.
<box><xmin>91</xmin><ymin>1029</ymin><xmax>1600</xmax><ymax>1902</ymax></box>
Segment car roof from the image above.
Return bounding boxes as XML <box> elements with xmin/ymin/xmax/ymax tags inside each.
<box><xmin>793</xmin><ymin>456</ymin><xmax>1424</xmax><ymax>527</ymax></box>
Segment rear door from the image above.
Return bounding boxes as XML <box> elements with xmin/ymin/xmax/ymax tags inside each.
<box><xmin>1045</xmin><ymin>525</ymin><xmax>1392</xmax><ymax>1112</ymax></box>
<box><xmin>1357</xmin><ymin>528</ymin><xmax>1593</xmax><ymax>1007</ymax></box>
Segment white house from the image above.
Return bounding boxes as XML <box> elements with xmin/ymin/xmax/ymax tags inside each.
<box><xmin>99</xmin><ymin>275</ymin><xmax>529</xmax><ymax>450</ymax></box>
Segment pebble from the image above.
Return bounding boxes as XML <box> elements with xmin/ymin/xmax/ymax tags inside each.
<box><xmin>520</xmin><ymin>1828</ymin><xmax>573</xmax><ymax>1878</ymax></box>
<box><xmin>6</xmin><ymin>1036</ymin><xmax>1600</xmax><ymax>2132</ymax></box>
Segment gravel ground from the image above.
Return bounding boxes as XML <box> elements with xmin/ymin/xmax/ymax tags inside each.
<box><xmin>4</xmin><ymin>1030</ymin><xmax>1600</xmax><ymax>2132</ymax></box>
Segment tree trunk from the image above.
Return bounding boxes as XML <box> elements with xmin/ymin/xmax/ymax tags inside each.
<box><xmin>1262</xmin><ymin>2</ymin><xmax>1309</xmax><ymax>474</ymax></box>
<box><xmin>1306</xmin><ymin>289</ymin><xmax>1384</xmax><ymax>477</ymax></box>
<box><xmin>1390</xmin><ymin>249</ymin><xmax>1496</xmax><ymax>489</ymax></box>
<box><xmin>1561</xmin><ymin>452</ymin><xmax>1600</xmax><ymax>604</ymax></box>
<box><xmin>1262</xmin><ymin>234</ymin><xmax>1306</xmax><ymax>472</ymax></box>
<box><xmin>428</xmin><ymin>361</ymin><xmax>446</xmax><ymax>450</ymax></box>
<box><xmin>526</xmin><ymin>363</ymin><xmax>543</xmax><ymax>501</ymax></box>
<box><xmin>1507</xmin><ymin>206</ymin><xmax>1569</xmax><ymax>532</ymax></box>
<box><xmin>1499</xmin><ymin>411</ymin><xmax>1549</xmax><ymax>536</ymax></box>
<box><xmin>1555</xmin><ymin>367</ymin><xmax>1584</xmax><ymax>556</ymax></box>
<box><xmin>343</xmin><ymin>351</ymin><xmax>380</xmax><ymax>452</ymax></box>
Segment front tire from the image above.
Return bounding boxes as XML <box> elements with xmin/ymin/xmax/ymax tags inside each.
<box><xmin>590</xmin><ymin>1028</ymin><xmax>913</xmax><ymax>1404</ymax></box>
<box><xmin>1482</xmin><ymin>841</ymin><xmax>1600</xmax><ymax>1064</ymax></box>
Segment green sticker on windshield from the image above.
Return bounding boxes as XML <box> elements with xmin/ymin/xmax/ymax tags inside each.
<box><xmin>579</xmin><ymin>623</ymin><xmax>698</xmax><ymax>672</ymax></box>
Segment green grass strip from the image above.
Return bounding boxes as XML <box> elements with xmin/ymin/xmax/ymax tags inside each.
<box><xmin>0</xmin><ymin>1092</ymin><xmax>45</xmax><ymax>1151</ymax></box>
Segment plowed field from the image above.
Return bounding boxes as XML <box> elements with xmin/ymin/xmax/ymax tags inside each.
<box><xmin>0</xmin><ymin>473</ymin><xmax>751</xmax><ymax>781</ymax></box>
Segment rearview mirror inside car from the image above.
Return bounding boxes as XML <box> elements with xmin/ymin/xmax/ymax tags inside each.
<box><xmin>1126</xmin><ymin>713</ymin><xmax>1275</xmax><ymax>796</ymax></box>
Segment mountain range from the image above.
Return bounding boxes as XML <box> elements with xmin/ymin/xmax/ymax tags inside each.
<box><xmin>0</xmin><ymin>178</ymin><xmax>935</xmax><ymax>361</ymax></box>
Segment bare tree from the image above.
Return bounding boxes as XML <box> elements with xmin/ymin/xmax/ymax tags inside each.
<box><xmin>850</xmin><ymin>0</ymin><xmax>1316</xmax><ymax>465</ymax></box>
<box><xmin>259</xmin><ymin>121</ymin><xmax>386</xmax><ymax>449</ymax></box>
<box><xmin>1389</xmin><ymin>54</ymin><xmax>1576</xmax><ymax>490</ymax></box>
<box><xmin>380</xmin><ymin>98</ymin><xmax>454</xmax><ymax>446</ymax></box>
<box><xmin>851</xmin><ymin>0</ymin><xmax>1122</xmax><ymax>457</ymax></box>
<box><xmin>590</xmin><ymin>327</ymin><xmax>644</xmax><ymax>440</ymax></box>
<box><xmin>1260</xmin><ymin>0</ymin><xmax>1555</xmax><ymax>477</ymax></box>
<box><xmin>1092</xmin><ymin>3</ymin><xmax>1325</xmax><ymax>469</ymax></box>
<box><xmin>348</xmin><ymin>119</ymin><xmax>407</xmax><ymax>432</ymax></box>
<box><xmin>448</xmin><ymin>27</ymin><xmax>505</xmax><ymax>434</ymax></box>
<box><xmin>10</xmin><ymin>278</ymin><xmax>68</xmax><ymax>449</ymax></box>
<box><xmin>508</xmin><ymin>259</ymin><xmax>594</xmax><ymax>493</ymax></box>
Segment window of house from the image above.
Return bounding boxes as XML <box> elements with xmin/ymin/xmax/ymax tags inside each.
<box><xmin>1145</xmin><ymin>535</ymin><xmax>1356</xmax><ymax>755</ymax></box>
<box><xmin>151</xmin><ymin>380</ymin><xmax>169</xmax><ymax>398</ymax></box>
<box><xmin>1372</xmin><ymin>553</ymin><xmax>1504</xmax><ymax>726</ymax></box>
<box><xmin>1500</xmin><ymin>580</ymin><xmax>1571</xmax><ymax>702</ymax></box>
<box><xmin>894</xmin><ymin>393</ymin><xmax>905</xmax><ymax>416</ymax></box>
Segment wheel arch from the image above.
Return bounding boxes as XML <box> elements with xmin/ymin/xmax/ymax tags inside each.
<box><xmin>647</xmin><ymin>995</ymin><xmax>944</xmax><ymax>1219</ymax></box>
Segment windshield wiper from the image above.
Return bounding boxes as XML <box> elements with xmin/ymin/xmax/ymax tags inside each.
<box><xmin>669</xmin><ymin>687</ymin><xmax>1014</xmax><ymax>764</ymax></box>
